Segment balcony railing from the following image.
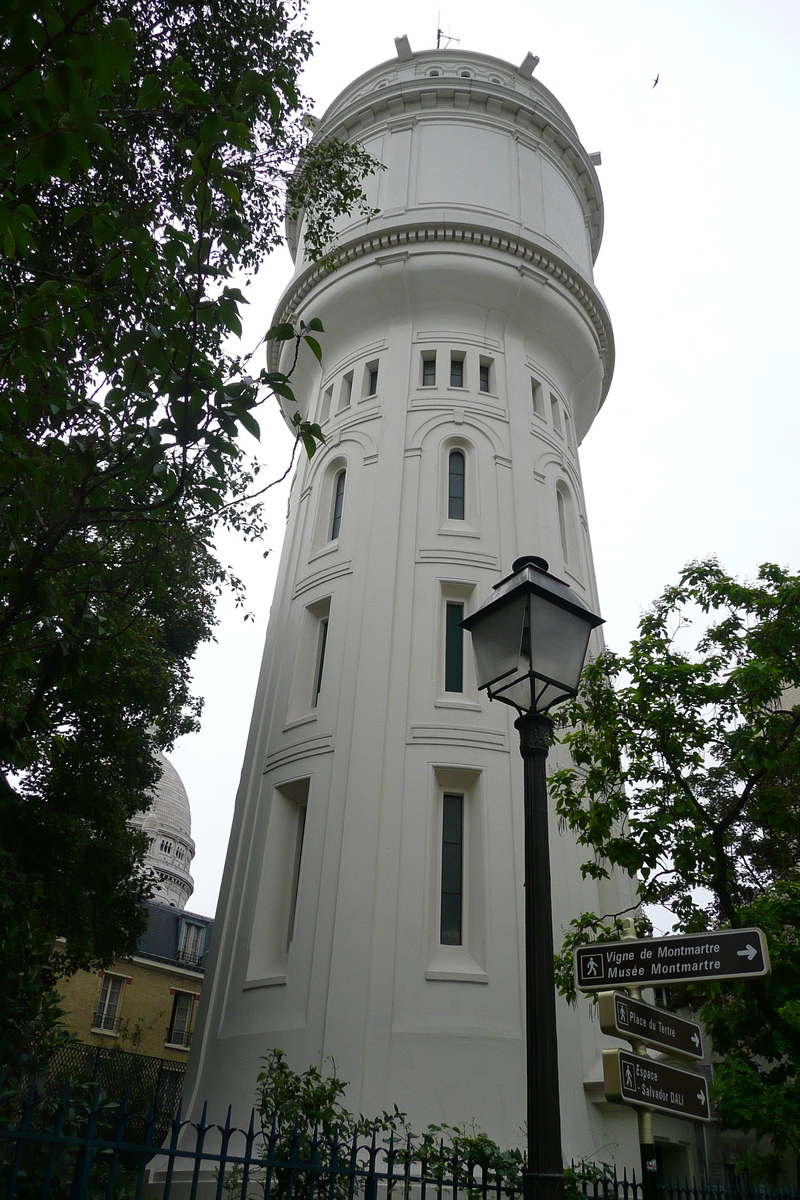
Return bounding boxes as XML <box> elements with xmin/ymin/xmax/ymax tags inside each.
<box><xmin>177</xmin><ymin>948</ymin><xmax>204</xmax><ymax>966</ymax></box>
<box><xmin>164</xmin><ymin>1026</ymin><xmax>192</xmax><ymax>1048</ymax></box>
<box><xmin>90</xmin><ymin>1012</ymin><xmax>121</xmax><ymax>1034</ymax></box>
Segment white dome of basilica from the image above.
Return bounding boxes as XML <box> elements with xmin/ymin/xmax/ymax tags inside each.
<box><xmin>130</xmin><ymin>753</ymin><xmax>196</xmax><ymax>909</ymax></box>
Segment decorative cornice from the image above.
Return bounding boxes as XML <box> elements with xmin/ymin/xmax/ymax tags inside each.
<box><xmin>270</xmin><ymin>222</ymin><xmax>614</xmax><ymax>399</ymax></box>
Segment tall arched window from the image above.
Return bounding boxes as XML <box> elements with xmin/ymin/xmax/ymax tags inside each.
<box><xmin>556</xmin><ymin>487</ymin><xmax>568</xmax><ymax>563</ymax></box>
<box><xmin>330</xmin><ymin>470</ymin><xmax>346</xmax><ymax>540</ymax></box>
<box><xmin>448</xmin><ymin>450</ymin><xmax>465</xmax><ymax>520</ymax></box>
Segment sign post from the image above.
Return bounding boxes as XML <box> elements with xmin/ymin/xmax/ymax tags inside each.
<box><xmin>580</xmin><ymin>921</ymin><xmax>770</xmax><ymax>1198</ymax></box>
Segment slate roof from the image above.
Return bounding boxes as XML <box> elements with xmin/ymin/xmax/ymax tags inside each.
<box><xmin>136</xmin><ymin>899</ymin><xmax>214</xmax><ymax>973</ymax></box>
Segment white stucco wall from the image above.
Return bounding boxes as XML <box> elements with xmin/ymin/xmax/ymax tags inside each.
<box><xmin>184</xmin><ymin>45</ymin><xmax>702</xmax><ymax>1172</ymax></box>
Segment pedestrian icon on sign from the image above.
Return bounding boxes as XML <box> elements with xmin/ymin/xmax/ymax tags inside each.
<box><xmin>585</xmin><ymin>955</ymin><xmax>601</xmax><ymax>978</ymax></box>
<box><xmin>618</xmin><ymin>1002</ymin><xmax>628</xmax><ymax>1025</ymax></box>
<box><xmin>623</xmin><ymin>1062</ymin><xmax>634</xmax><ymax>1089</ymax></box>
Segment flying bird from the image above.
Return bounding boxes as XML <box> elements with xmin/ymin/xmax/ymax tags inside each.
<box><xmin>653</xmin><ymin>74</ymin><xmax>659</xmax><ymax>87</ymax></box>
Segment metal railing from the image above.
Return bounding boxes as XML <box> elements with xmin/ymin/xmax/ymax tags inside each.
<box><xmin>1</xmin><ymin>1073</ymin><xmax>797</xmax><ymax>1200</ymax></box>
<box><xmin>89</xmin><ymin>1011</ymin><xmax>121</xmax><ymax>1034</ymax></box>
<box><xmin>164</xmin><ymin>1025</ymin><xmax>193</xmax><ymax>1048</ymax></box>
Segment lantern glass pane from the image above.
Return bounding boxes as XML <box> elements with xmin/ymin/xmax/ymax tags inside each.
<box><xmin>468</xmin><ymin>593</ymin><xmax>528</xmax><ymax>690</ymax></box>
<box><xmin>527</xmin><ymin>593</ymin><xmax>594</xmax><ymax>695</ymax></box>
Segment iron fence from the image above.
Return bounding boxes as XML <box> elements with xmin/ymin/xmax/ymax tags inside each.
<box><xmin>1</xmin><ymin>1074</ymin><xmax>798</xmax><ymax>1200</ymax></box>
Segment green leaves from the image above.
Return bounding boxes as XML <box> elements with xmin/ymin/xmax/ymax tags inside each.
<box><xmin>550</xmin><ymin>558</ymin><xmax>800</xmax><ymax>1168</ymax></box>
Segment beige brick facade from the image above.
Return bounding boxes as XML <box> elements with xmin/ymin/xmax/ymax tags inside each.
<box><xmin>57</xmin><ymin>953</ymin><xmax>204</xmax><ymax>1063</ymax></box>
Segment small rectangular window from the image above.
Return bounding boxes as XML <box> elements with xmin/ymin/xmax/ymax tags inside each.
<box><xmin>450</xmin><ymin>355</ymin><xmax>464</xmax><ymax>388</ymax></box>
<box><xmin>320</xmin><ymin>385</ymin><xmax>333</xmax><ymax>423</ymax></box>
<box><xmin>479</xmin><ymin>359</ymin><xmax>491</xmax><ymax>393</ymax></box>
<box><xmin>444</xmin><ymin>602</ymin><xmax>464</xmax><ymax>693</ymax></box>
<box><xmin>550</xmin><ymin>394</ymin><xmax>562</xmax><ymax>434</ymax></box>
<box><xmin>531</xmin><ymin>380</ymin><xmax>544</xmax><ymax>417</ymax></box>
<box><xmin>422</xmin><ymin>353</ymin><xmax>436</xmax><ymax>386</ymax></box>
<box><xmin>314</xmin><ymin>618</ymin><xmax>328</xmax><ymax>706</ymax></box>
<box><xmin>338</xmin><ymin>372</ymin><xmax>353</xmax><ymax>412</ymax></box>
<box><xmin>368</xmin><ymin>366</ymin><xmax>379</xmax><ymax>396</ymax></box>
<box><xmin>440</xmin><ymin>794</ymin><xmax>464</xmax><ymax>946</ymax></box>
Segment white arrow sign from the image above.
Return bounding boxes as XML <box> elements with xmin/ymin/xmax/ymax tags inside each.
<box><xmin>691</xmin><ymin>1033</ymin><xmax>700</xmax><ymax>1047</ymax></box>
<box><xmin>737</xmin><ymin>944</ymin><xmax>757</xmax><ymax>961</ymax></box>
<box><xmin>697</xmin><ymin>1090</ymin><xmax>706</xmax><ymax>1106</ymax></box>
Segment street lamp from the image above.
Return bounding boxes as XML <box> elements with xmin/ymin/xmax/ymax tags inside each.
<box><xmin>461</xmin><ymin>556</ymin><xmax>604</xmax><ymax>1200</ymax></box>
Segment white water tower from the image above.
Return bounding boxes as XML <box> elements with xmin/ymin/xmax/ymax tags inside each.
<box><xmin>184</xmin><ymin>39</ymin><xmax>703</xmax><ymax>1171</ymax></box>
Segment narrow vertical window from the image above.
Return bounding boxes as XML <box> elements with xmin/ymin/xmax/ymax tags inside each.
<box><xmin>168</xmin><ymin>993</ymin><xmax>193</xmax><ymax>1046</ymax></box>
<box><xmin>563</xmin><ymin>408</ymin><xmax>572</xmax><ymax>450</ymax></box>
<box><xmin>448</xmin><ymin>450</ymin><xmax>465</xmax><ymax>520</ymax></box>
<box><xmin>286</xmin><ymin>803</ymin><xmax>307</xmax><ymax>949</ymax></box>
<box><xmin>450</xmin><ymin>355</ymin><xmax>464</xmax><ymax>388</ymax></box>
<box><xmin>550</xmin><ymin>394</ymin><xmax>562</xmax><ymax>435</ymax></box>
<box><xmin>445</xmin><ymin>602</ymin><xmax>464</xmax><ymax>692</ymax></box>
<box><xmin>330</xmin><ymin>470</ymin><xmax>346</xmax><ymax>540</ymax></box>
<box><xmin>338</xmin><ymin>372</ymin><xmax>353</xmax><ymax>412</ymax></box>
<box><xmin>422</xmin><ymin>354</ymin><xmax>436</xmax><ymax>386</ymax></box>
<box><xmin>440</xmin><ymin>794</ymin><xmax>464</xmax><ymax>946</ymax></box>
<box><xmin>531</xmin><ymin>380</ymin><xmax>544</xmax><ymax>417</ymax></box>
<box><xmin>557</xmin><ymin>487</ymin><xmax>569</xmax><ymax>563</ymax></box>
<box><xmin>368</xmin><ymin>365</ymin><xmax>379</xmax><ymax>396</ymax></box>
<box><xmin>314</xmin><ymin>618</ymin><xmax>328</xmax><ymax>705</ymax></box>
<box><xmin>93</xmin><ymin>975</ymin><xmax>123</xmax><ymax>1032</ymax></box>
<box><xmin>320</xmin><ymin>385</ymin><xmax>333</xmax><ymax>423</ymax></box>
<box><xmin>479</xmin><ymin>360</ymin><xmax>491</xmax><ymax>393</ymax></box>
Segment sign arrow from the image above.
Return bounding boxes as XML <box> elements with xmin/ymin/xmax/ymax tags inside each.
<box><xmin>575</xmin><ymin>927</ymin><xmax>770</xmax><ymax>990</ymax></box>
<box><xmin>603</xmin><ymin>1049</ymin><xmax>710</xmax><ymax>1122</ymax></box>
<box><xmin>691</xmin><ymin>1033</ymin><xmax>700</xmax><ymax>1047</ymax></box>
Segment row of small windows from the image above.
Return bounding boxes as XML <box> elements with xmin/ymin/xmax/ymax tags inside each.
<box><xmin>531</xmin><ymin>379</ymin><xmax>575</xmax><ymax>450</ymax></box>
<box><xmin>421</xmin><ymin>351</ymin><xmax>494</xmax><ymax>394</ymax></box>
<box><xmin>319</xmin><ymin>362</ymin><xmax>379</xmax><ymax>423</ymax></box>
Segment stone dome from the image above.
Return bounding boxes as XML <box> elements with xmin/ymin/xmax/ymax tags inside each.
<box><xmin>130</xmin><ymin>753</ymin><xmax>196</xmax><ymax>909</ymax></box>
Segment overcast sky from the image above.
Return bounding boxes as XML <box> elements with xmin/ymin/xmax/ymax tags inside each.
<box><xmin>173</xmin><ymin>0</ymin><xmax>800</xmax><ymax>919</ymax></box>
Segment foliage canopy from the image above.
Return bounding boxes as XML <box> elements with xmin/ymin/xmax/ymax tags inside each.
<box><xmin>550</xmin><ymin>559</ymin><xmax>800</xmax><ymax>1172</ymax></box>
<box><xmin>0</xmin><ymin>0</ymin><xmax>377</xmax><ymax>976</ymax></box>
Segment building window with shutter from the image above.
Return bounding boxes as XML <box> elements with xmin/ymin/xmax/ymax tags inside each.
<box><xmin>167</xmin><ymin>992</ymin><xmax>194</xmax><ymax>1048</ymax></box>
<box><xmin>92</xmin><ymin>974</ymin><xmax>124</xmax><ymax>1034</ymax></box>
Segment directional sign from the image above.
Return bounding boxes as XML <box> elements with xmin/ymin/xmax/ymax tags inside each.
<box><xmin>575</xmin><ymin>928</ymin><xmax>770</xmax><ymax>992</ymax></box>
<box><xmin>598</xmin><ymin>991</ymin><xmax>703</xmax><ymax>1060</ymax></box>
<box><xmin>603</xmin><ymin>1049</ymin><xmax>711</xmax><ymax>1122</ymax></box>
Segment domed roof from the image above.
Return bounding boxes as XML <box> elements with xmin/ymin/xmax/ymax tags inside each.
<box><xmin>139</xmin><ymin>753</ymin><xmax>192</xmax><ymax>839</ymax></box>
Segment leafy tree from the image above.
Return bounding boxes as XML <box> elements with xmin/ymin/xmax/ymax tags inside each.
<box><xmin>0</xmin><ymin>0</ymin><xmax>377</xmax><ymax>988</ymax></box>
<box><xmin>550</xmin><ymin>559</ymin><xmax>800</xmax><ymax>1174</ymax></box>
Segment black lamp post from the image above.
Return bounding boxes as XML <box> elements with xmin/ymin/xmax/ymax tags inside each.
<box><xmin>461</xmin><ymin>556</ymin><xmax>603</xmax><ymax>1200</ymax></box>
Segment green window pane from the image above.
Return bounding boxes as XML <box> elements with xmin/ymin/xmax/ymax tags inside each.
<box><xmin>445</xmin><ymin>601</ymin><xmax>464</xmax><ymax>692</ymax></box>
<box><xmin>448</xmin><ymin>450</ymin><xmax>465</xmax><ymax>520</ymax></box>
<box><xmin>440</xmin><ymin>793</ymin><xmax>463</xmax><ymax>946</ymax></box>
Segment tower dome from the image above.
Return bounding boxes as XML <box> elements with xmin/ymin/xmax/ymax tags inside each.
<box><xmin>130</xmin><ymin>753</ymin><xmax>196</xmax><ymax>909</ymax></box>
